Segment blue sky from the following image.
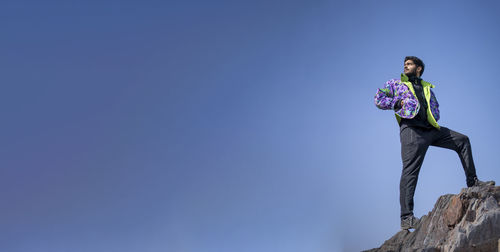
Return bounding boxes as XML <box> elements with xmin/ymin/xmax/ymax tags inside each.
<box><xmin>2</xmin><ymin>1</ymin><xmax>500</xmax><ymax>251</ymax></box>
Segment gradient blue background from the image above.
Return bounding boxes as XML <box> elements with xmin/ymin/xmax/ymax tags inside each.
<box><xmin>2</xmin><ymin>1</ymin><xmax>500</xmax><ymax>251</ymax></box>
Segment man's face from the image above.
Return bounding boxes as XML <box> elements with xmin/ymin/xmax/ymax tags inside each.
<box><xmin>404</xmin><ymin>60</ymin><xmax>421</xmax><ymax>77</ymax></box>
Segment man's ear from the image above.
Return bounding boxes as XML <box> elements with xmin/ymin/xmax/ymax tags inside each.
<box><xmin>417</xmin><ymin>66</ymin><xmax>422</xmax><ymax>76</ymax></box>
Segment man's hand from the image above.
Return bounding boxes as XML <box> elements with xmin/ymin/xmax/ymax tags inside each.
<box><xmin>394</xmin><ymin>99</ymin><xmax>404</xmax><ymax>111</ymax></box>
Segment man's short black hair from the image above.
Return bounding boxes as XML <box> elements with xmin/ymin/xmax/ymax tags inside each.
<box><xmin>404</xmin><ymin>56</ymin><xmax>425</xmax><ymax>76</ymax></box>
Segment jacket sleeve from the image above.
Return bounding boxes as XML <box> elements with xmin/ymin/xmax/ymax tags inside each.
<box><xmin>429</xmin><ymin>89</ymin><xmax>440</xmax><ymax>121</ymax></box>
<box><xmin>374</xmin><ymin>79</ymin><xmax>398</xmax><ymax>110</ymax></box>
<box><xmin>395</xmin><ymin>97</ymin><xmax>419</xmax><ymax>119</ymax></box>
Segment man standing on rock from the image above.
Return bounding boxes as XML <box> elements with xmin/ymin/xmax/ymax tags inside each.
<box><xmin>374</xmin><ymin>56</ymin><xmax>495</xmax><ymax>230</ymax></box>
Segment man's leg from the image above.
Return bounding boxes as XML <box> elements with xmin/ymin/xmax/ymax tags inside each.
<box><xmin>400</xmin><ymin>126</ymin><xmax>431</xmax><ymax>219</ymax></box>
<box><xmin>430</xmin><ymin>127</ymin><xmax>477</xmax><ymax>187</ymax></box>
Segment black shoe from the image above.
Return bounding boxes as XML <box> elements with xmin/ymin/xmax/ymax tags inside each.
<box><xmin>470</xmin><ymin>177</ymin><xmax>495</xmax><ymax>187</ymax></box>
<box><xmin>401</xmin><ymin>215</ymin><xmax>419</xmax><ymax>230</ymax></box>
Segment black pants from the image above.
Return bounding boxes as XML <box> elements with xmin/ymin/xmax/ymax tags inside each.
<box><xmin>399</xmin><ymin>125</ymin><xmax>477</xmax><ymax>219</ymax></box>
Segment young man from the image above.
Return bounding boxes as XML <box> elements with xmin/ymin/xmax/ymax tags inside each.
<box><xmin>374</xmin><ymin>56</ymin><xmax>495</xmax><ymax>230</ymax></box>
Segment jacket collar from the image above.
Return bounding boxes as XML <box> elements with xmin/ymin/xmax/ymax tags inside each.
<box><xmin>401</xmin><ymin>73</ymin><xmax>435</xmax><ymax>88</ymax></box>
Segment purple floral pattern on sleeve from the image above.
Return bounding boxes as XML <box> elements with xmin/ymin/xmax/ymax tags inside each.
<box><xmin>374</xmin><ymin>79</ymin><xmax>419</xmax><ymax>119</ymax></box>
<box><xmin>429</xmin><ymin>89</ymin><xmax>440</xmax><ymax>121</ymax></box>
<box><xmin>374</xmin><ymin>80</ymin><xmax>396</xmax><ymax>110</ymax></box>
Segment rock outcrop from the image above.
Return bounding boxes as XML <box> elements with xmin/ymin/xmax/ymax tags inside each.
<box><xmin>364</xmin><ymin>185</ymin><xmax>500</xmax><ymax>252</ymax></box>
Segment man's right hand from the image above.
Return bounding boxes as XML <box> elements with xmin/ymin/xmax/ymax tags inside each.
<box><xmin>394</xmin><ymin>99</ymin><xmax>404</xmax><ymax>111</ymax></box>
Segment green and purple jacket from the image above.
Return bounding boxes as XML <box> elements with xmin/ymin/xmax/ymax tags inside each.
<box><xmin>374</xmin><ymin>74</ymin><xmax>440</xmax><ymax>129</ymax></box>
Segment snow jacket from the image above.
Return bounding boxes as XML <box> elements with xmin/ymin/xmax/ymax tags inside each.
<box><xmin>374</xmin><ymin>73</ymin><xmax>440</xmax><ymax>129</ymax></box>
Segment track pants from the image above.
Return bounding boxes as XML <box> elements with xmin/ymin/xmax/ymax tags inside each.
<box><xmin>399</xmin><ymin>126</ymin><xmax>478</xmax><ymax>219</ymax></box>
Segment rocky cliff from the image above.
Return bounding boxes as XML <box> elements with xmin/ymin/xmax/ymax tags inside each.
<box><xmin>364</xmin><ymin>185</ymin><xmax>500</xmax><ymax>252</ymax></box>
